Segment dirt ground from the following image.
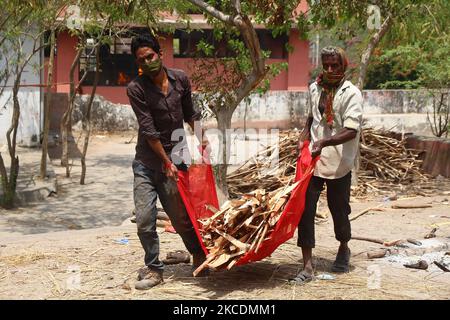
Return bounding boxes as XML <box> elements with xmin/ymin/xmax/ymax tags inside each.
<box><xmin>0</xmin><ymin>132</ymin><xmax>449</xmax><ymax>300</ymax></box>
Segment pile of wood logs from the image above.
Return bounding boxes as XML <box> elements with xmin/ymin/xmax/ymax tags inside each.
<box><xmin>227</xmin><ymin>132</ymin><xmax>299</xmax><ymax>197</ymax></box>
<box><xmin>227</xmin><ymin>129</ymin><xmax>430</xmax><ymax>198</ymax></box>
<box><xmin>355</xmin><ymin>128</ymin><xmax>430</xmax><ymax>196</ymax></box>
<box><xmin>193</xmin><ymin>182</ymin><xmax>299</xmax><ymax>275</ymax></box>
<box><xmin>359</xmin><ymin>128</ymin><xmax>424</xmax><ymax>182</ymax></box>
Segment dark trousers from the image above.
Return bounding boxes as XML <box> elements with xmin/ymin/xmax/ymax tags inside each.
<box><xmin>297</xmin><ymin>172</ymin><xmax>352</xmax><ymax>248</ymax></box>
<box><xmin>132</xmin><ymin>160</ymin><xmax>203</xmax><ymax>271</ymax></box>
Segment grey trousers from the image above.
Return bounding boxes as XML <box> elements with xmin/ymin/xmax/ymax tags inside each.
<box><xmin>132</xmin><ymin>160</ymin><xmax>203</xmax><ymax>271</ymax></box>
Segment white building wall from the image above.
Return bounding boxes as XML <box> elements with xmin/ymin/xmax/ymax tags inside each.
<box><xmin>0</xmin><ymin>34</ymin><xmax>42</xmax><ymax>147</ymax></box>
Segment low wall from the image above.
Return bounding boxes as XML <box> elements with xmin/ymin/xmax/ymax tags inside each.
<box><xmin>47</xmin><ymin>89</ymin><xmax>447</xmax><ymax>137</ymax></box>
<box><xmin>45</xmin><ymin>90</ymin><xmax>450</xmax><ymax>177</ymax></box>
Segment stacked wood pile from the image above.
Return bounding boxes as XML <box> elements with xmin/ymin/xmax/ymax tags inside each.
<box><xmin>354</xmin><ymin>128</ymin><xmax>430</xmax><ymax>196</ymax></box>
<box><xmin>193</xmin><ymin>182</ymin><xmax>298</xmax><ymax>276</ymax></box>
<box><xmin>227</xmin><ymin>129</ymin><xmax>431</xmax><ymax>198</ymax></box>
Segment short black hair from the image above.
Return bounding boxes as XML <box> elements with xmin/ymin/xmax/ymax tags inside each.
<box><xmin>130</xmin><ymin>34</ymin><xmax>161</xmax><ymax>58</ymax></box>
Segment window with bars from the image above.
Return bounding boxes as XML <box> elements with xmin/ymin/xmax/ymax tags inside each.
<box><xmin>79</xmin><ymin>36</ymin><xmax>138</xmax><ymax>86</ymax></box>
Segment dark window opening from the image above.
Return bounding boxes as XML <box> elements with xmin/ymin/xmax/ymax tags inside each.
<box><xmin>44</xmin><ymin>30</ymin><xmax>56</xmax><ymax>58</ymax></box>
<box><xmin>186</xmin><ymin>9</ymin><xmax>203</xmax><ymax>14</ymax></box>
<box><xmin>173</xmin><ymin>29</ymin><xmax>235</xmax><ymax>58</ymax></box>
<box><xmin>79</xmin><ymin>31</ymin><xmax>141</xmax><ymax>86</ymax></box>
<box><xmin>173</xmin><ymin>29</ymin><xmax>288</xmax><ymax>59</ymax></box>
<box><xmin>256</xmin><ymin>29</ymin><xmax>288</xmax><ymax>59</ymax></box>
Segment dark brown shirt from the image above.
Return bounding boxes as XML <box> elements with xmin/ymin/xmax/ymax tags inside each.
<box><xmin>127</xmin><ymin>67</ymin><xmax>201</xmax><ymax>171</ymax></box>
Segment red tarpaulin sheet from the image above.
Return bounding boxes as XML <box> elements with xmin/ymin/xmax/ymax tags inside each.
<box><xmin>177</xmin><ymin>141</ymin><xmax>318</xmax><ymax>266</ymax></box>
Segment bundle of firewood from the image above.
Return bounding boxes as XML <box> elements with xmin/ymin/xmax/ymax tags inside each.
<box><xmin>227</xmin><ymin>132</ymin><xmax>299</xmax><ymax>197</ymax></box>
<box><xmin>193</xmin><ymin>182</ymin><xmax>299</xmax><ymax>276</ymax></box>
<box><xmin>227</xmin><ymin>128</ymin><xmax>430</xmax><ymax>198</ymax></box>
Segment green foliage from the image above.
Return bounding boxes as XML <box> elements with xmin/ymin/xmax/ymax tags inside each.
<box><xmin>305</xmin><ymin>0</ymin><xmax>449</xmax><ymax>88</ymax></box>
<box><xmin>187</xmin><ymin>0</ymin><xmax>305</xmax><ymax>108</ymax></box>
<box><xmin>197</xmin><ymin>39</ymin><xmax>215</xmax><ymax>57</ymax></box>
<box><xmin>365</xmin><ymin>46</ymin><xmax>421</xmax><ymax>89</ymax></box>
<box><xmin>365</xmin><ymin>37</ymin><xmax>450</xmax><ymax>89</ymax></box>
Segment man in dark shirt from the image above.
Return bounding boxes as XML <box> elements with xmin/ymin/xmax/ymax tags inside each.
<box><xmin>127</xmin><ymin>34</ymin><xmax>209</xmax><ymax>290</ymax></box>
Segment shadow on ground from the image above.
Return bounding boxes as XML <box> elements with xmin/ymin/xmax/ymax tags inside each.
<box><xmin>0</xmin><ymin>139</ymin><xmax>135</xmax><ymax>235</ymax></box>
<box><xmin>158</xmin><ymin>256</ymin><xmax>354</xmax><ymax>300</ymax></box>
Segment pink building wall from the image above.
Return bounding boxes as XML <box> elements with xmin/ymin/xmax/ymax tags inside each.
<box><xmin>287</xmin><ymin>29</ymin><xmax>310</xmax><ymax>91</ymax></box>
<box><xmin>53</xmin><ymin>30</ymin><xmax>310</xmax><ymax>105</ymax></box>
<box><xmin>55</xmin><ymin>31</ymin><xmax>79</xmax><ymax>94</ymax></box>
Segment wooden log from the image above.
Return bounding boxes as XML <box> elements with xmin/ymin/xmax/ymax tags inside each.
<box><xmin>208</xmin><ymin>251</ymin><xmax>243</xmax><ymax>269</ymax></box>
<box><xmin>391</xmin><ymin>204</ymin><xmax>432</xmax><ymax>209</ymax></box>
<box><xmin>352</xmin><ymin>236</ymin><xmax>405</xmax><ymax>247</ymax></box>
<box><xmin>383</xmin><ymin>239</ymin><xmax>406</xmax><ymax>247</ymax></box>
<box><xmin>351</xmin><ymin>236</ymin><xmax>385</xmax><ymax>245</ymax></box>
<box><xmin>349</xmin><ymin>204</ymin><xmax>385</xmax><ymax>221</ymax></box>
<box><xmin>367</xmin><ymin>249</ymin><xmax>388</xmax><ymax>259</ymax></box>
<box><xmin>424</xmin><ymin>228</ymin><xmax>437</xmax><ymax>239</ymax></box>
<box><xmin>404</xmin><ymin>260</ymin><xmax>428</xmax><ymax>270</ymax></box>
<box><xmin>226</xmin><ymin>257</ymin><xmax>239</xmax><ymax>270</ymax></box>
<box><xmin>406</xmin><ymin>239</ymin><xmax>422</xmax><ymax>246</ymax></box>
<box><xmin>254</xmin><ymin>224</ymin><xmax>269</xmax><ymax>253</ymax></box>
<box><xmin>205</xmin><ymin>204</ymin><xmax>219</xmax><ymax>213</ymax></box>
<box><xmin>213</xmin><ymin>228</ymin><xmax>250</xmax><ymax>251</ymax></box>
<box><xmin>193</xmin><ymin>254</ymin><xmax>217</xmax><ymax>277</ymax></box>
<box><xmin>434</xmin><ymin>261</ymin><xmax>450</xmax><ymax>272</ymax></box>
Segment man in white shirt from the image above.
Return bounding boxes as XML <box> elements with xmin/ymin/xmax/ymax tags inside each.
<box><xmin>291</xmin><ymin>46</ymin><xmax>363</xmax><ymax>284</ymax></box>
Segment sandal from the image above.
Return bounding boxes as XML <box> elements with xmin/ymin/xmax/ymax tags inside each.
<box><xmin>289</xmin><ymin>270</ymin><xmax>314</xmax><ymax>285</ymax></box>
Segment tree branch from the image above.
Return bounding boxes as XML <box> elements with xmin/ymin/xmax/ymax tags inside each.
<box><xmin>357</xmin><ymin>14</ymin><xmax>393</xmax><ymax>89</ymax></box>
<box><xmin>188</xmin><ymin>0</ymin><xmax>267</xmax><ymax>112</ymax></box>
<box><xmin>232</xmin><ymin>15</ymin><xmax>267</xmax><ymax>107</ymax></box>
<box><xmin>0</xmin><ymin>8</ymin><xmax>32</xmax><ymax>48</ymax></box>
<box><xmin>186</xmin><ymin>0</ymin><xmax>238</xmax><ymax>25</ymax></box>
<box><xmin>0</xmin><ymin>153</ymin><xmax>8</xmax><ymax>187</ymax></box>
<box><xmin>231</xmin><ymin>0</ymin><xmax>241</xmax><ymax>14</ymax></box>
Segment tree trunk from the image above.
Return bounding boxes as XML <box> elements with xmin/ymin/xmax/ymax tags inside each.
<box><xmin>0</xmin><ymin>153</ymin><xmax>12</xmax><ymax>208</ymax></box>
<box><xmin>61</xmin><ymin>47</ymin><xmax>83</xmax><ymax>175</ymax></box>
<box><xmin>80</xmin><ymin>45</ymin><xmax>100</xmax><ymax>185</ymax></box>
<box><xmin>357</xmin><ymin>15</ymin><xmax>392</xmax><ymax>90</ymax></box>
<box><xmin>2</xmin><ymin>56</ymin><xmax>22</xmax><ymax>208</ymax></box>
<box><xmin>186</xmin><ymin>0</ymin><xmax>267</xmax><ymax>199</ymax></box>
<box><xmin>215</xmin><ymin>107</ymin><xmax>233</xmax><ymax>202</ymax></box>
<box><xmin>40</xmin><ymin>28</ymin><xmax>55</xmax><ymax>179</ymax></box>
<box><xmin>354</xmin><ymin>15</ymin><xmax>392</xmax><ymax>186</ymax></box>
